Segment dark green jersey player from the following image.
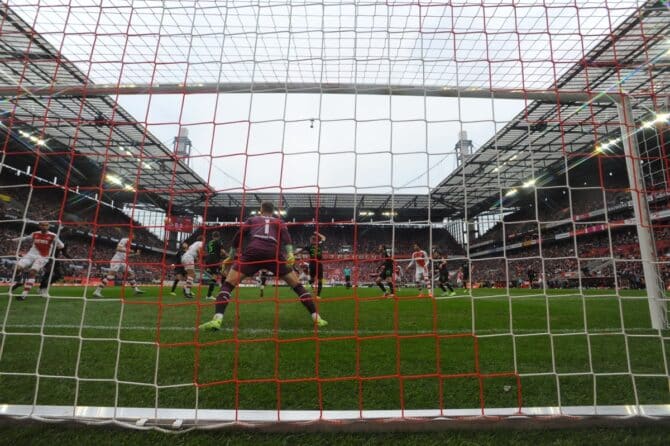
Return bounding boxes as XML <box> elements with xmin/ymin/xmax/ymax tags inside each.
<box><xmin>375</xmin><ymin>244</ymin><xmax>395</xmax><ymax>298</ymax></box>
<box><xmin>433</xmin><ymin>249</ymin><xmax>455</xmax><ymax>297</ymax></box>
<box><xmin>299</xmin><ymin>232</ymin><xmax>326</xmax><ymax>298</ymax></box>
<box><xmin>205</xmin><ymin>231</ymin><xmax>227</xmax><ymax>299</ymax></box>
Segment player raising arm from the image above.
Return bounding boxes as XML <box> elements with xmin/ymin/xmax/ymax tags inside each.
<box><xmin>199</xmin><ymin>201</ymin><xmax>327</xmax><ymax>331</ymax></box>
<box><xmin>92</xmin><ymin>235</ymin><xmax>144</xmax><ymax>298</ymax></box>
<box><xmin>296</xmin><ymin>232</ymin><xmax>326</xmax><ymax>299</ymax></box>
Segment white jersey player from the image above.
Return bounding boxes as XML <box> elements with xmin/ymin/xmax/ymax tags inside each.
<box><xmin>92</xmin><ymin>236</ymin><xmax>144</xmax><ymax>297</ymax></box>
<box><xmin>408</xmin><ymin>244</ymin><xmax>430</xmax><ymax>292</ymax></box>
<box><xmin>11</xmin><ymin>221</ymin><xmax>63</xmax><ymax>300</ymax></box>
<box><xmin>181</xmin><ymin>236</ymin><xmax>204</xmax><ymax>298</ymax></box>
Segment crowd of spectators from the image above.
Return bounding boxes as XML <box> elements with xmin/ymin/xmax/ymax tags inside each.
<box><xmin>2</xmin><ymin>171</ymin><xmax>669</xmax><ymax>290</ymax></box>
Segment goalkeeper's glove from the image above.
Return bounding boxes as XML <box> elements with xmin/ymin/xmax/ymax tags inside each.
<box><xmin>286</xmin><ymin>245</ymin><xmax>295</xmax><ymax>267</ymax></box>
<box><xmin>224</xmin><ymin>248</ymin><xmax>236</xmax><ymax>263</ymax></box>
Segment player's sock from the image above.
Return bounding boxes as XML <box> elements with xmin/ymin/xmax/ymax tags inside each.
<box><xmin>260</xmin><ymin>285</ymin><xmax>264</xmax><ymax>297</ymax></box>
<box><xmin>99</xmin><ymin>276</ymin><xmax>112</xmax><ymax>289</ymax></box>
<box><xmin>184</xmin><ymin>277</ymin><xmax>193</xmax><ymax>295</ymax></box>
<box><xmin>214</xmin><ymin>281</ymin><xmax>234</xmax><ymax>315</ymax></box>
<box><xmin>293</xmin><ymin>284</ymin><xmax>316</xmax><ymax>314</ymax></box>
<box><xmin>171</xmin><ymin>279</ymin><xmax>179</xmax><ymax>292</ymax></box>
<box><xmin>22</xmin><ymin>278</ymin><xmax>35</xmax><ymax>296</ymax></box>
<box><xmin>446</xmin><ymin>282</ymin><xmax>454</xmax><ymax>292</ymax></box>
<box><xmin>439</xmin><ymin>283</ymin><xmax>447</xmax><ymax>292</ymax></box>
<box><xmin>317</xmin><ymin>280</ymin><xmax>323</xmax><ymax>297</ymax></box>
<box><xmin>388</xmin><ymin>282</ymin><xmax>394</xmax><ymax>294</ymax></box>
<box><xmin>207</xmin><ymin>282</ymin><xmax>216</xmax><ymax>298</ymax></box>
<box><xmin>378</xmin><ymin>283</ymin><xmax>387</xmax><ymax>293</ymax></box>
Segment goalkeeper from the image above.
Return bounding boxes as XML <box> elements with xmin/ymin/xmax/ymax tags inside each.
<box><xmin>200</xmin><ymin>201</ymin><xmax>327</xmax><ymax>331</ymax></box>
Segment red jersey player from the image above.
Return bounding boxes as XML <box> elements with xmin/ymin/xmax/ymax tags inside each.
<box><xmin>11</xmin><ymin>221</ymin><xmax>64</xmax><ymax>301</ymax></box>
<box><xmin>408</xmin><ymin>244</ymin><xmax>430</xmax><ymax>292</ymax></box>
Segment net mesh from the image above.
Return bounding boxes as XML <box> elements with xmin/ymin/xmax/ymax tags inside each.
<box><xmin>0</xmin><ymin>0</ymin><xmax>668</xmax><ymax>428</ymax></box>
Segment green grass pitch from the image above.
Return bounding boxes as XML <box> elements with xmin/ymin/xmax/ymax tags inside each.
<box><xmin>0</xmin><ymin>285</ymin><xmax>668</xmax><ymax>412</ymax></box>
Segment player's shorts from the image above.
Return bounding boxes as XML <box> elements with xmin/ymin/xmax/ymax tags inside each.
<box><xmin>109</xmin><ymin>259</ymin><xmax>133</xmax><ymax>274</ymax></box>
<box><xmin>439</xmin><ymin>271</ymin><xmax>450</xmax><ymax>283</ymax></box>
<box><xmin>344</xmin><ymin>275</ymin><xmax>351</xmax><ymax>282</ymax></box>
<box><xmin>378</xmin><ymin>268</ymin><xmax>393</xmax><ymax>280</ymax></box>
<box><xmin>206</xmin><ymin>265</ymin><xmax>221</xmax><ymax>276</ymax></box>
<box><xmin>181</xmin><ymin>253</ymin><xmax>195</xmax><ymax>269</ymax></box>
<box><xmin>174</xmin><ymin>264</ymin><xmax>187</xmax><ymax>275</ymax></box>
<box><xmin>17</xmin><ymin>253</ymin><xmax>49</xmax><ymax>272</ymax></box>
<box><xmin>259</xmin><ymin>276</ymin><xmax>267</xmax><ymax>286</ymax></box>
<box><xmin>298</xmin><ymin>272</ymin><xmax>310</xmax><ymax>282</ymax></box>
<box><xmin>234</xmin><ymin>245</ymin><xmax>290</xmax><ymax>277</ymax></box>
<box><xmin>414</xmin><ymin>266</ymin><xmax>427</xmax><ymax>281</ymax></box>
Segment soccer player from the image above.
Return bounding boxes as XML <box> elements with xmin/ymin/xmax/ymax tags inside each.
<box><xmin>375</xmin><ymin>244</ymin><xmax>395</xmax><ymax>298</ymax></box>
<box><xmin>199</xmin><ymin>201</ymin><xmax>327</xmax><ymax>331</ymax></box>
<box><xmin>461</xmin><ymin>261</ymin><xmax>471</xmax><ymax>290</ymax></box>
<box><xmin>297</xmin><ymin>232</ymin><xmax>326</xmax><ymax>299</ymax></box>
<box><xmin>92</xmin><ymin>235</ymin><xmax>144</xmax><ymax>298</ymax></box>
<box><xmin>343</xmin><ymin>265</ymin><xmax>352</xmax><ymax>288</ymax></box>
<box><xmin>408</xmin><ymin>244</ymin><xmax>430</xmax><ymax>293</ymax></box>
<box><xmin>433</xmin><ymin>249</ymin><xmax>455</xmax><ymax>297</ymax></box>
<box><xmin>37</xmin><ymin>242</ymin><xmax>71</xmax><ymax>297</ymax></box>
<box><xmin>394</xmin><ymin>263</ymin><xmax>404</xmax><ymax>286</ymax></box>
<box><xmin>181</xmin><ymin>235</ymin><xmax>204</xmax><ymax>299</ymax></box>
<box><xmin>169</xmin><ymin>242</ymin><xmax>189</xmax><ymax>296</ymax></box>
<box><xmin>205</xmin><ymin>231</ymin><xmax>227</xmax><ymax>300</ymax></box>
<box><xmin>257</xmin><ymin>269</ymin><xmax>271</xmax><ymax>297</ymax></box>
<box><xmin>10</xmin><ymin>222</ymin><xmax>64</xmax><ymax>300</ymax></box>
<box><xmin>527</xmin><ymin>267</ymin><xmax>536</xmax><ymax>289</ymax></box>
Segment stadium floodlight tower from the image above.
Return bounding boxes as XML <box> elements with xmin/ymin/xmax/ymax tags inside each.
<box><xmin>173</xmin><ymin>128</ymin><xmax>192</xmax><ymax>167</ymax></box>
<box><xmin>454</xmin><ymin>130</ymin><xmax>474</xmax><ymax>167</ymax></box>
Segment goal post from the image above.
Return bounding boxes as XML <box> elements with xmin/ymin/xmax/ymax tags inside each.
<box><xmin>0</xmin><ymin>0</ymin><xmax>669</xmax><ymax>431</ymax></box>
<box><xmin>617</xmin><ymin>95</ymin><xmax>667</xmax><ymax>330</ymax></box>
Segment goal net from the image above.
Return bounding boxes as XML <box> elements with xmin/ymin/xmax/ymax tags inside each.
<box><xmin>0</xmin><ymin>0</ymin><xmax>668</xmax><ymax>430</ymax></box>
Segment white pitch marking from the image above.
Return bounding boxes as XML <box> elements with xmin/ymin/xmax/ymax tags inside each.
<box><xmin>0</xmin><ymin>323</ymin><xmax>651</xmax><ymax>336</ymax></box>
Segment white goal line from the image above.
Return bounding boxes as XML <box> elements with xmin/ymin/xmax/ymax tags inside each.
<box><xmin>0</xmin><ymin>323</ymin><xmax>661</xmax><ymax>337</ymax></box>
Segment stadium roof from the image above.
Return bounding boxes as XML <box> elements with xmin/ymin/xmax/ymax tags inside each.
<box><xmin>0</xmin><ymin>5</ymin><xmax>212</xmax><ymax>209</ymax></box>
<box><xmin>431</xmin><ymin>0</ymin><xmax>669</xmax><ymax>218</ymax></box>
<box><xmin>195</xmin><ymin>192</ymin><xmax>446</xmax><ymax>222</ymax></box>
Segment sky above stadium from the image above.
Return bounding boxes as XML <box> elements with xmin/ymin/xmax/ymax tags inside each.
<box><xmin>13</xmin><ymin>0</ymin><xmax>639</xmax><ymax>194</ymax></box>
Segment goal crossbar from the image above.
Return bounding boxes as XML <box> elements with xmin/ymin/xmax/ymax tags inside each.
<box><xmin>0</xmin><ymin>83</ymin><xmax>616</xmax><ymax>104</ymax></box>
